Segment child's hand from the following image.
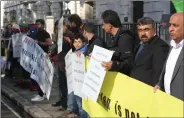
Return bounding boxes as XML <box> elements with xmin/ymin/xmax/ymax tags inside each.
<box><xmin>86</xmin><ymin>54</ymin><xmax>91</xmax><ymax>60</ymax></box>
<box><xmin>76</xmin><ymin>52</ymin><xmax>82</xmax><ymax>57</ymax></box>
<box><xmin>89</xmin><ymin>54</ymin><xmax>91</xmax><ymax>57</ymax></box>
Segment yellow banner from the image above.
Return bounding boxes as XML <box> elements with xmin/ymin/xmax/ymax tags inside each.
<box><xmin>83</xmin><ymin>72</ymin><xmax>184</xmax><ymax>117</ymax></box>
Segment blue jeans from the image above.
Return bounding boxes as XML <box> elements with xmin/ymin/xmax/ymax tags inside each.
<box><xmin>67</xmin><ymin>92</ymin><xmax>78</xmax><ymax>114</ymax></box>
<box><xmin>67</xmin><ymin>93</ymin><xmax>90</xmax><ymax>118</ymax></box>
<box><xmin>75</xmin><ymin>95</ymin><xmax>90</xmax><ymax>118</ymax></box>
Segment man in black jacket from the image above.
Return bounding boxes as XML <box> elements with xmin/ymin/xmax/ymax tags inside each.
<box><xmin>101</xmin><ymin>10</ymin><xmax>135</xmax><ymax>75</ymax></box>
<box><xmin>82</xmin><ymin>22</ymin><xmax>105</xmax><ymax>56</ymax></box>
<box><xmin>130</xmin><ymin>17</ymin><xmax>170</xmax><ymax>86</ymax></box>
<box><xmin>68</xmin><ymin>14</ymin><xmax>83</xmax><ymax>35</ymax></box>
<box><xmin>49</xmin><ymin>21</ymin><xmax>74</xmax><ymax>109</ymax></box>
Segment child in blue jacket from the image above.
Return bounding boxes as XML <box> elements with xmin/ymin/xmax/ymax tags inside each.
<box><xmin>66</xmin><ymin>33</ymin><xmax>89</xmax><ymax>118</ymax></box>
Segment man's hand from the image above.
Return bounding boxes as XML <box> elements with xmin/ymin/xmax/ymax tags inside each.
<box><xmin>153</xmin><ymin>85</ymin><xmax>160</xmax><ymax>93</ymax></box>
<box><xmin>101</xmin><ymin>61</ymin><xmax>113</xmax><ymax>70</ymax></box>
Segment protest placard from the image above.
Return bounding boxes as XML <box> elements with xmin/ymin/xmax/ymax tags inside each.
<box><xmin>65</xmin><ymin>49</ymin><xmax>73</xmax><ymax>94</ymax></box>
<box><xmin>71</xmin><ymin>53</ymin><xmax>86</xmax><ymax>98</ymax></box>
<box><xmin>82</xmin><ymin>45</ymin><xmax>113</xmax><ymax>102</ymax></box>
<box><xmin>57</xmin><ymin>17</ymin><xmax>63</xmax><ymax>54</ymax></box>
<box><xmin>65</xmin><ymin>50</ymin><xmax>86</xmax><ymax>98</ymax></box>
<box><xmin>20</xmin><ymin>35</ymin><xmax>54</xmax><ymax>99</ymax></box>
<box><xmin>20</xmin><ymin>36</ymin><xmax>37</xmax><ymax>73</ymax></box>
<box><xmin>31</xmin><ymin>51</ymin><xmax>54</xmax><ymax>100</ymax></box>
<box><xmin>20</xmin><ymin>36</ymin><xmax>54</xmax><ymax>99</ymax></box>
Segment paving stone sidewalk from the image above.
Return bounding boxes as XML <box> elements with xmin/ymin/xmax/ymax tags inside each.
<box><xmin>1</xmin><ymin>77</ymin><xmax>77</xmax><ymax>118</ymax></box>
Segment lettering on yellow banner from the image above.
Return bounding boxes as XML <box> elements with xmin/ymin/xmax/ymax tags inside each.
<box><xmin>115</xmin><ymin>102</ymin><xmax>150</xmax><ymax>118</ymax></box>
<box><xmin>83</xmin><ymin>60</ymin><xmax>183</xmax><ymax>118</ymax></box>
<box><xmin>98</xmin><ymin>92</ymin><xmax>150</xmax><ymax>118</ymax></box>
<box><xmin>99</xmin><ymin>92</ymin><xmax>111</xmax><ymax>110</ymax></box>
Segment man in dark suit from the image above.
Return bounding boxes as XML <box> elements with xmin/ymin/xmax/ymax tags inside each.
<box><xmin>154</xmin><ymin>13</ymin><xmax>184</xmax><ymax>101</ymax></box>
<box><xmin>130</xmin><ymin>17</ymin><xmax>170</xmax><ymax>86</ymax></box>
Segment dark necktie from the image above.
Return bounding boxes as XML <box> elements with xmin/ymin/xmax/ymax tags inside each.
<box><xmin>135</xmin><ymin>44</ymin><xmax>145</xmax><ymax>59</ymax></box>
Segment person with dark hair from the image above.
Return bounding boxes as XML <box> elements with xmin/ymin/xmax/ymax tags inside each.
<box><xmin>31</xmin><ymin>19</ymin><xmax>52</xmax><ymax>101</ymax></box>
<box><xmin>64</xmin><ymin>33</ymin><xmax>88</xmax><ymax>118</ymax></box>
<box><xmin>4</xmin><ymin>24</ymin><xmax>14</xmax><ymax>78</ymax></box>
<box><xmin>68</xmin><ymin>14</ymin><xmax>82</xmax><ymax>28</ymax></box>
<box><xmin>72</xmin><ymin>33</ymin><xmax>87</xmax><ymax>53</ymax></box>
<box><xmin>130</xmin><ymin>17</ymin><xmax>169</xmax><ymax>86</ymax></box>
<box><xmin>68</xmin><ymin>14</ymin><xmax>83</xmax><ymax>35</ymax></box>
<box><xmin>82</xmin><ymin>22</ymin><xmax>105</xmax><ymax>56</ymax></box>
<box><xmin>65</xmin><ymin>34</ymin><xmax>87</xmax><ymax>114</ymax></box>
<box><xmin>47</xmin><ymin>20</ymin><xmax>61</xmax><ymax>106</ymax></box>
<box><xmin>101</xmin><ymin>10</ymin><xmax>135</xmax><ymax>75</ymax></box>
<box><xmin>51</xmin><ymin>20</ymin><xmax>75</xmax><ymax>109</ymax></box>
<box><xmin>50</xmin><ymin>20</ymin><xmax>59</xmax><ymax>55</ymax></box>
<box><xmin>34</xmin><ymin>19</ymin><xmax>52</xmax><ymax>53</ymax></box>
<box><xmin>49</xmin><ymin>20</ymin><xmax>60</xmax><ymax>57</ymax></box>
<box><xmin>27</xmin><ymin>24</ymin><xmax>38</xmax><ymax>40</ymax></box>
<box><xmin>3</xmin><ymin>24</ymin><xmax>12</xmax><ymax>38</ymax></box>
<box><xmin>35</xmin><ymin>19</ymin><xmax>45</xmax><ymax>27</ymax></box>
<box><xmin>3</xmin><ymin>24</ymin><xmax>12</xmax><ymax>57</ymax></box>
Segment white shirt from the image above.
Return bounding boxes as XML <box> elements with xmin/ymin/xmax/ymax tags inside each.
<box><xmin>164</xmin><ymin>39</ymin><xmax>184</xmax><ymax>94</ymax></box>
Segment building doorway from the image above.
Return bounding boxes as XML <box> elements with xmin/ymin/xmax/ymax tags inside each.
<box><xmin>133</xmin><ymin>1</ymin><xmax>144</xmax><ymax>23</ymax></box>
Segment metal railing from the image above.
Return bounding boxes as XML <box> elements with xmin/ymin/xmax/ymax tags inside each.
<box><xmin>94</xmin><ymin>22</ymin><xmax>161</xmax><ymax>41</ymax></box>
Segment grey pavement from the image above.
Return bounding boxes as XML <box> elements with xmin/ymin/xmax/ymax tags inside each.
<box><xmin>1</xmin><ymin>76</ymin><xmax>77</xmax><ymax>118</ymax></box>
<box><xmin>1</xmin><ymin>102</ymin><xmax>18</xmax><ymax>118</ymax></box>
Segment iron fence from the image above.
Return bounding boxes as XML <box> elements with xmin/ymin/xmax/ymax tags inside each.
<box><xmin>94</xmin><ymin>22</ymin><xmax>161</xmax><ymax>42</ymax></box>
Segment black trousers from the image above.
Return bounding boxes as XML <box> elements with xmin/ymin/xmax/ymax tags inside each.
<box><xmin>58</xmin><ymin>69</ymin><xmax>68</xmax><ymax>109</ymax></box>
<box><xmin>31</xmin><ymin>79</ymin><xmax>44</xmax><ymax>97</ymax></box>
<box><xmin>8</xmin><ymin>58</ymin><xmax>19</xmax><ymax>77</ymax></box>
<box><xmin>38</xmin><ymin>89</ymin><xmax>44</xmax><ymax>97</ymax></box>
<box><xmin>21</xmin><ymin>67</ymin><xmax>30</xmax><ymax>79</ymax></box>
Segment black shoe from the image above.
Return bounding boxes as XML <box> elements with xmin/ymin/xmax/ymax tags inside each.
<box><xmin>52</xmin><ymin>101</ymin><xmax>62</xmax><ymax>107</ymax></box>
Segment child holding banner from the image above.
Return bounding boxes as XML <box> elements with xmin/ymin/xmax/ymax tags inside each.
<box><xmin>65</xmin><ymin>33</ymin><xmax>89</xmax><ymax>118</ymax></box>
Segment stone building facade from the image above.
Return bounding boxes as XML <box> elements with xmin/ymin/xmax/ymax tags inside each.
<box><xmin>2</xmin><ymin>1</ymin><xmax>175</xmax><ymax>25</ymax></box>
<box><xmin>2</xmin><ymin>0</ymin><xmax>175</xmax><ymax>42</ymax></box>
<box><xmin>94</xmin><ymin>0</ymin><xmax>175</xmax><ymax>23</ymax></box>
<box><xmin>2</xmin><ymin>1</ymin><xmax>94</xmax><ymax>26</ymax></box>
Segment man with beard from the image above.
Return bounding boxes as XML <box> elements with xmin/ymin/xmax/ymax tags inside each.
<box><xmin>68</xmin><ymin>14</ymin><xmax>82</xmax><ymax>35</ymax></box>
<box><xmin>51</xmin><ymin>21</ymin><xmax>75</xmax><ymax>110</ymax></box>
<box><xmin>101</xmin><ymin>10</ymin><xmax>135</xmax><ymax>75</ymax></box>
<box><xmin>130</xmin><ymin>17</ymin><xmax>169</xmax><ymax>86</ymax></box>
<box><xmin>31</xmin><ymin>19</ymin><xmax>52</xmax><ymax>101</ymax></box>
